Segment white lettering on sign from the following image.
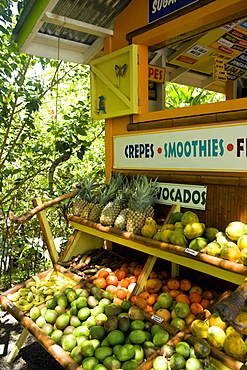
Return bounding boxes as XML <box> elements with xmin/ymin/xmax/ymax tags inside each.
<box><xmin>156</xmin><ymin>183</ymin><xmax>207</xmax><ymax>210</ymax></box>
<box><xmin>152</xmin><ymin>0</ymin><xmax>177</xmax><ymax>13</ymax></box>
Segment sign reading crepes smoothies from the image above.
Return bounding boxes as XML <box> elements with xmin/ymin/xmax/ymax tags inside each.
<box><xmin>113</xmin><ymin>123</ymin><xmax>247</xmax><ymax>172</ymax></box>
<box><xmin>156</xmin><ymin>183</ymin><xmax>207</xmax><ymax>210</ymax></box>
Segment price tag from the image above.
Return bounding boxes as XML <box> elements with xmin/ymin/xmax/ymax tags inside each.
<box><xmin>185</xmin><ymin>248</ymin><xmax>199</xmax><ymax>256</ymax></box>
<box><xmin>7</xmin><ymin>302</ymin><xmax>14</xmax><ymax>308</ymax></box>
<box><xmin>151</xmin><ymin>314</ymin><xmax>164</xmax><ymax>323</ymax></box>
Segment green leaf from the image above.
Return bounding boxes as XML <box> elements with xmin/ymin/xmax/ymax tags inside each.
<box><xmin>0</xmin><ymin>25</ymin><xmax>9</xmax><ymax>35</ymax></box>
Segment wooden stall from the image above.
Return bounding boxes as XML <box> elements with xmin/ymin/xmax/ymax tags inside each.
<box><xmin>3</xmin><ymin>0</ymin><xmax>247</xmax><ymax>369</ymax></box>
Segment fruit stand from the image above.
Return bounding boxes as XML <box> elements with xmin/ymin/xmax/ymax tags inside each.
<box><xmin>3</xmin><ymin>0</ymin><xmax>247</xmax><ymax>369</ymax></box>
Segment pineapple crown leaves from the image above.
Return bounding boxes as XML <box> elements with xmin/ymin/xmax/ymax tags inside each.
<box><xmin>77</xmin><ymin>177</ymin><xmax>100</xmax><ymax>202</ymax></box>
<box><xmin>127</xmin><ymin>175</ymin><xmax>159</xmax><ymax>212</ymax></box>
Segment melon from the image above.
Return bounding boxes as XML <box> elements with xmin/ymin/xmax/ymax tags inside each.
<box><xmin>181</xmin><ymin>211</ymin><xmax>199</xmax><ymax>227</ymax></box>
<box><xmin>225</xmin><ymin>221</ymin><xmax>247</xmax><ymax>241</ymax></box>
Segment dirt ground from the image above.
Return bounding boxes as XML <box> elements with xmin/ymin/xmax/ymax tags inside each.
<box><xmin>0</xmin><ymin>309</ymin><xmax>65</xmax><ymax>370</ymax></box>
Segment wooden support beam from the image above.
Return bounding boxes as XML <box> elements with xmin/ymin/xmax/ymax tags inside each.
<box><xmin>170</xmin><ymin>67</ymin><xmax>189</xmax><ymax>82</ymax></box>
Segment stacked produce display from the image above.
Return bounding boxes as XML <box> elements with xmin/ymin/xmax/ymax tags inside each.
<box><xmin>71</xmin><ymin>175</ymin><xmax>247</xmax><ymax>266</ymax></box>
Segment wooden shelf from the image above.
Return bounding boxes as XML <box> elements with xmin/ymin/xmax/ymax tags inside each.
<box><xmin>67</xmin><ymin>215</ymin><xmax>247</xmax><ymax>285</ymax></box>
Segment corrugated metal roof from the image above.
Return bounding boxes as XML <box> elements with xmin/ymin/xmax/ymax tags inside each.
<box><xmin>13</xmin><ymin>0</ymin><xmax>133</xmax><ymax>64</ymax></box>
<box><xmin>40</xmin><ymin>0</ymin><xmax>133</xmax><ymax>45</ymax></box>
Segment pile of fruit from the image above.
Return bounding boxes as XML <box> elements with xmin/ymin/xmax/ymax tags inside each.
<box><xmin>6</xmin><ymin>269</ymin><xmax>77</xmax><ymax>312</ymax></box>
<box><xmin>191</xmin><ymin>310</ymin><xmax>247</xmax><ymax>362</ymax></box>
<box><xmin>28</xmin><ymin>283</ymin><xmax>217</xmax><ymax>370</ymax></box>
<box><xmin>72</xmin><ymin>174</ymin><xmax>158</xmax><ymax>235</ymax></box>
<box><xmin>141</xmin><ymin>210</ymin><xmax>247</xmax><ymax>265</ymax></box>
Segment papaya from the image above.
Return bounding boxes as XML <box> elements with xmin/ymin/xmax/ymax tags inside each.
<box><xmin>183</xmin><ymin>222</ymin><xmax>205</xmax><ymax>240</ymax></box>
<box><xmin>191</xmin><ymin>319</ymin><xmax>209</xmax><ymax>339</ymax></box>
<box><xmin>206</xmin><ymin>326</ymin><xmax>226</xmax><ymax>349</ymax></box>
<box><xmin>216</xmin><ymin>232</ymin><xmax>231</xmax><ymax>246</ymax></box>
<box><xmin>170</xmin><ymin>211</ymin><xmax>183</xmax><ymax>224</ymax></box>
<box><xmin>236</xmin><ymin>311</ymin><xmax>247</xmax><ymax>335</ymax></box>
<box><xmin>206</xmin><ymin>242</ymin><xmax>222</xmax><ymax>257</ymax></box>
<box><xmin>240</xmin><ymin>248</ymin><xmax>247</xmax><ymax>265</ymax></box>
<box><xmin>203</xmin><ymin>227</ymin><xmax>219</xmax><ymax>242</ymax></box>
<box><xmin>225</xmin><ymin>221</ymin><xmax>247</xmax><ymax>241</ymax></box>
<box><xmin>160</xmin><ymin>223</ymin><xmax>175</xmax><ymax>231</ymax></box>
<box><xmin>237</xmin><ymin>234</ymin><xmax>247</xmax><ymax>250</ymax></box>
<box><xmin>188</xmin><ymin>237</ymin><xmax>208</xmax><ymax>251</ymax></box>
<box><xmin>181</xmin><ymin>211</ymin><xmax>199</xmax><ymax>227</ymax></box>
<box><xmin>169</xmin><ymin>230</ymin><xmax>188</xmax><ymax>248</ymax></box>
<box><xmin>220</xmin><ymin>242</ymin><xmax>241</xmax><ymax>262</ymax></box>
<box><xmin>223</xmin><ymin>334</ymin><xmax>247</xmax><ymax>362</ymax></box>
<box><xmin>159</xmin><ymin>229</ymin><xmax>172</xmax><ymax>243</ymax></box>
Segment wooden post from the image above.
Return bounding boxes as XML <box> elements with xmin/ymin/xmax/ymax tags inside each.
<box><xmin>32</xmin><ymin>197</ymin><xmax>59</xmax><ymax>265</ymax></box>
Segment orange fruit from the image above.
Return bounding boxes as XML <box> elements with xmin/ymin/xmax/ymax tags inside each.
<box><xmin>202</xmin><ymin>290</ymin><xmax>213</xmax><ymax>300</ymax></box>
<box><xmin>190</xmin><ymin>302</ymin><xmax>204</xmax><ymax>315</ymax></box>
<box><xmin>143</xmin><ymin>304</ymin><xmax>154</xmax><ymax>313</ymax></box>
<box><xmin>180</xmin><ymin>279</ymin><xmax>192</xmax><ymax>292</ymax></box>
<box><xmin>162</xmin><ymin>285</ymin><xmax>171</xmax><ymax>293</ymax></box>
<box><xmin>175</xmin><ymin>294</ymin><xmax>190</xmax><ymax>306</ymax></box>
<box><xmin>146</xmin><ymin>294</ymin><xmax>157</xmax><ymax>305</ymax></box>
<box><xmin>189</xmin><ymin>292</ymin><xmax>202</xmax><ymax>303</ymax></box>
<box><xmin>134</xmin><ymin>268</ymin><xmax>142</xmax><ymax>276</ymax></box>
<box><xmin>170</xmin><ymin>289</ymin><xmax>181</xmax><ymax>299</ymax></box>
<box><xmin>106</xmin><ymin>274</ymin><xmax>118</xmax><ymax>286</ymax></box>
<box><xmin>136</xmin><ymin>297</ymin><xmax>147</xmax><ymax>310</ymax></box>
<box><xmin>116</xmin><ymin>288</ymin><xmax>128</xmax><ymax>300</ymax></box>
<box><xmin>149</xmin><ymin>271</ymin><xmax>159</xmax><ymax>279</ymax></box>
<box><xmin>93</xmin><ymin>277</ymin><xmax>107</xmax><ymax>289</ymax></box>
<box><xmin>201</xmin><ymin>299</ymin><xmax>210</xmax><ymax>308</ymax></box>
<box><xmin>115</xmin><ymin>270</ymin><xmax>127</xmax><ymax>281</ymax></box>
<box><xmin>139</xmin><ymin>291</ymin><xmax>150</xmax><ymax>300</ymax></box>
<box><xmin>120</xmin><ymin>278</ymin><xmax>129</xmax><ymax>288</ymax></box>
<box><xmin>130</xmin><ymin>295</ymin><xmax>139</xmax><ymax>305</ymax></box>
<box><xmin>98</xmin><ymin>270</ymin><xmax>109</xmax><ymax>279</ymax></box>
<box><xmin>161</xmin><ymin>270</ymin><xmax>170</xmax><ymax>279</ymax></box>
<box><xmin>167</xmin><ymin>278</ymin><xmax>180</xmax><ymax>290</ymax></box>
<box><xmin>156</xmin><ymin>308</ymin><xmax>171</xmax><ymax>322</ymax></box>
<box><xmin>128</xmin><ymin>276</ymin><xmax>137</xmax><ymax>284</ymax></box>
<box><xmin>105</xmin><ymin>285</ymin><xmax>117</xmax><ymax>295</ymax></box>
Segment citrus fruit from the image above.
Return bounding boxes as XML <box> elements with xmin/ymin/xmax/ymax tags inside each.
<box><xmin>152</xmin><ymin>329</ymin><xmax>169</xmax><ymax>346</ymax></box>
<box><xmin>157</xmin><ymin>292</ymin><xmax>173</xmax><ymax>308</ymax></box>
<box><xmin>153</xmin><ymin>355</ymin><xmax>168</xmax><ymax>370</ymax></box>
<box><xmin>170</xmin><ymin>353</ymin><xmax>186</xmax><ymax>369</ymax></box>
<box><xmin>82</xmin><ymin>356</ymin><xmax>99</xmax><ymax>370</ymax></box>
<box><xmin>175</xmin><ymin>341</ymin><xmax>190</xmax><ymax>358</ymax></box>
<box><xmin>185</xmin><ymin>358</ymin><xmax>203</xmax><ymax>370</ymax></box>
<box><xmin>171</xmin><ymin>317</ymin><xmax>186</xmax><ymax>330</ymax></box>
<box><xmin>174</xmin><ymin>302</ymin><xmax>190</xmax><ymax>318</ymax></box>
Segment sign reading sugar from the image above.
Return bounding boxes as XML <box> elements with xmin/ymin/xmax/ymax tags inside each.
<box><xmin>149</xmin><ymin>0</ymin><xmax>199</xmax><ymax>23</ymax></box>
<box><xmin>113</xmin><ymin>122</ymin><xmax>247</xmax><ymax>172</ymax></box>
<box><xmin>156</xmin><ymin>183</ymin><xmax>207</xmax><ymax>210</ymax></box>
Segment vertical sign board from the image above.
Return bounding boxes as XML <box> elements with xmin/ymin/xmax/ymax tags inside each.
<box><xmin>113</xmin><ymin>123</ymin><xmax>247</xmax><ymax>172</ymax></box>
<box><xmin>149</xmin><ymin>0</ymin><xmax>200</xmax><ymax>23</ymax></box>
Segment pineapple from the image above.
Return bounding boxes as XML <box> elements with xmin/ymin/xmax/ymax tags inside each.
<box><xmin>72</xmin><ymin>177</ymin><xmax>96</xmax><ymax>217</ymax></box>
<box><xmin>100</xmin><ymin>186</ymin><xmax>131</xmax><ymax>226</ymax></box>
<box><xmin>114</xmin><ymin>208</ymin><xmax>130</xmax><ymax>230</ymax></box>
<box><xmin>88</xmin><ymin>175</ymin><xmax>123</xmax><ymax>223</ymax></box>
<box><xmin>126</xmin><ymin>175</ymin><xmax>158</xmax><ymax>235</ymax></box>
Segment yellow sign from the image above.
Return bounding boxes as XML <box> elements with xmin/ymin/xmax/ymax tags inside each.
<box><xmin>148</xmin><ymin>65</ymin><xmax>165</xmax><ymax>83</ymax></box>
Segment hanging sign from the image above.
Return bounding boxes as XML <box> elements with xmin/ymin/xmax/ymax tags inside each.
<box><xmin>149</xmin><ymin>0</ymin><xmax>199</xmax><ymax>23</ymax></box>
<box><xmin>148</xmin><ymin>65</ymin><xmax>165</xmax><ymax>83</ymax></box>
<box><xmin>156</xmin><ymin>183</ymin><xmax>207</xmax><ymax>210</ymax></box>
<box><xmin>113</xmin><ymin>122</ymin><xmax>247</xmax><ymax>172</ymax></box>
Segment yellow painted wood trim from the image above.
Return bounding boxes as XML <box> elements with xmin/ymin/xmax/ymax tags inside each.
<box><xmin>70</xmin><ymin>221</ymin><xmax>245</xmax><ymax>285</ymax></box>
<box><xmin>33</xmin><ymin>197</ymin><xmax>59</xmax><ymax>265</ymax></box>
<box><xmin>132</xmin><ymin>255</ymin><xmax>157</xmax><ymax>296</ymax></box>
<box><xmin>91</xmin><ymin>65</ymin><xmax>131</xmax><ymax>108</ymax></box>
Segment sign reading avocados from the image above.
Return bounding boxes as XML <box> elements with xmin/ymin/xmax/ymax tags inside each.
<box><xmin>113</xmin><ymin>122</ymin><xmax>247</xmax><ymax>172</ymax></box>
<box><xmin>156</xmin><ymin>183</ymin><xmax>207</xmax><ymax>210</ymax></box>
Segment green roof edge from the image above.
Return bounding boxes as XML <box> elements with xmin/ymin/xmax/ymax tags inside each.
<box><xmin>15</xmin><ymin>0</ymin><xmax>51</xmax><ymax>49</ymax></box>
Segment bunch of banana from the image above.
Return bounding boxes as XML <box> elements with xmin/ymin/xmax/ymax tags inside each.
<box><xmin>6</xmin><ymin>269</ymin><xmax>76</xmax><ymax>312</ymax></box>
